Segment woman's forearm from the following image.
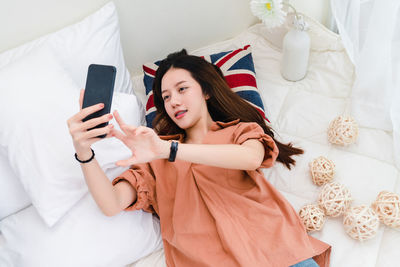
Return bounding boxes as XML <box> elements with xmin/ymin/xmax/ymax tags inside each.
<box><xmin>77</xmin><ymin>152</ymin><xmax>126</xmax><ymax>216</ymax></box>
<box><xmin>163</xmin><ymin>140</ymin><xmax>265</xmax><ymax>170</ymax></box>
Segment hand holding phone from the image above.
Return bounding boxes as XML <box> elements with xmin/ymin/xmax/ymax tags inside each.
<box><xmin>82</xmin><ymin>64</ymin><xmax>116</xmax><ymax>138</ymax></box>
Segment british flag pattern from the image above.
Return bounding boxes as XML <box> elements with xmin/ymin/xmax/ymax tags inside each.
<box><xmin>142</xmin><ymin>45</ymin><xmax>269</xmax><ymax>128</ymax></box>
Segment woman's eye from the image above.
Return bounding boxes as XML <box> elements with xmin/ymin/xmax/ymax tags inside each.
<box><xmin>179</xmin><ymin>87</ymin><xmax>187</xmax><ymax>92</ymax></box>
<box><xmin>163</xmin><ymin>95</ymin><xmax>170</xmax><ymax>101</ymax></box>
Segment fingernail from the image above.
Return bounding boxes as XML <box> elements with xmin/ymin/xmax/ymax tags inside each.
<box><xmin>108</xmin><ymin>114</ymin><xmax>113</xmax><ymax>119</ymax></box>
<box><xmin>99</xmin><ymin>103</ymin><xmax>104</xmax><ymax>108</ymax></box>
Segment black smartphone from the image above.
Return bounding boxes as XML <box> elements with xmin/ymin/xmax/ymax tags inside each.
<box><xmin>82</xmin><ymin>64</ymin><xmax>116</xmax><ymax>138</ymax></box>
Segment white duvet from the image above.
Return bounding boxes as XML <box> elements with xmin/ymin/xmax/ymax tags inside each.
<box><xmin>129</xmin><ymin>15</ymin><xmax>400</xmax><ymax>267</ymax></box>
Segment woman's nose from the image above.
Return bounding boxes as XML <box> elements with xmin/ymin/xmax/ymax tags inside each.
<box><xmin>169</xmin><ymin>93</ymin><xmax>181</xmax><ymax>107</ymax></box>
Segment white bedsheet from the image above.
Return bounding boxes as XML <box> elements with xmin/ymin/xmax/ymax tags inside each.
<box><xmin>0</xmin><ymin>232</ymin><xmax>17</xmax><ymax>265</ymax></box>
<box><xmin>130</xmin><ymin>16</ymin><xmax>400</xmax><ymax>267</ymax></box>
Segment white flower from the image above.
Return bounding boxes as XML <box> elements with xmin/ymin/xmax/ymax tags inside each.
<box><xmin>250</xmin><ymin>0</ymin><xmax>287</xmax><ymax>28</ymax></box>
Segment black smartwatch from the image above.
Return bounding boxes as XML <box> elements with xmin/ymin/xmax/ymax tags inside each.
<box><xmin>168</xmin><ymin>141</ymin><xmax>178</xmax><ymax>162</ymax></box>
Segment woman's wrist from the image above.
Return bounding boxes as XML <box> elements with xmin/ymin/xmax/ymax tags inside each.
<box><xmin>160</xmin><ymin>140</ymin><xmax>172</xmax><ymax>160</ymax></box>
<box><xmin>75</xmin><ymin>148</ymin><xmax>93</xmax><ymax>161</ymax></box>
<box><xmin>75</xmin><ymin>148</ymin><xmax>95</xmax><ymax>164</ymax></box>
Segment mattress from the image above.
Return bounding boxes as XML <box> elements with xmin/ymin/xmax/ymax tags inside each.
<box><xmin>129</xmin><ymin>15</ymin><xmax>400</xmax><ymax>267</ymax></box>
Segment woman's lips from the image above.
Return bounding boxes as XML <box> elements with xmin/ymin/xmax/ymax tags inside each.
<box><xmin>175</xmin><ymin>110</ymin><xmax>187</xmax><ymax>119</ymax></box>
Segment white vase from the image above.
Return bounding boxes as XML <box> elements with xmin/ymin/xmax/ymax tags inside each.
<box><xmin>280</xmin><ymin>15</ymin><xmax>310</xmax><ymax>82</ymax></box>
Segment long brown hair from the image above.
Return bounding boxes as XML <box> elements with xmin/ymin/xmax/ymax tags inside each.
<box><xmin>152</xmin><ymin>49</ymin><xmax>303</xmax><ymax>169</ymax></box>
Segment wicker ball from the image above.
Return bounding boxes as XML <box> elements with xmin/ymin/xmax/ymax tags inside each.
<box><xmin>299</xmin><ymin>204</ymin><xmax>326</xmax><ymax>232</ymax></box>
<box><xmin>318</xmin><ymin>182</ymin><xmax>353</xmax><ymax>217</ymax></box>
<box><xmin>309</xmin><ymin>156</ymin><xmax>335</xmax><ymax>186</ymax></box>
<box><xmin>343</xmin><ymin>205</ymin><xmax>380</xmax><ymax>241</ymax></box>
<box><xmin>371</xmin><ymin>191</ymin><xmax>400</xmax><ymax>228</ymax></box>
<box><xmin>327</xmin><ymin>115</ymin><xmax>359</xmax><ymax>145</ymax></box>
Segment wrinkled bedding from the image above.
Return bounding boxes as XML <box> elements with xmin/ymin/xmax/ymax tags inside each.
<box><xmin>1</xmin><ymin>14</ymin><xmax>398</xmax><ymax>267</ymax></box>
<box><xmin>129</xmin><ymin>15</ymin><xmax>400</xmax><ymax>267</ymax></box>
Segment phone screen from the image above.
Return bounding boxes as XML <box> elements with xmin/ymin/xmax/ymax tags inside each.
<box><xmin>82</xmin><ymin>64</ymin><xmax>116</xmax><ymax>138</ymax></box>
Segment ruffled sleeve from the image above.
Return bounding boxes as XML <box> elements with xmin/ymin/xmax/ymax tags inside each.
<box><xmin>112</xmin><ymin>163</ymin><xmax>157</xmax><ymax>214</ymax></box>
<box><xmin>233</xmin><ymin>122</ymin><xmax>279</xmax><ymax>168</ymax></box>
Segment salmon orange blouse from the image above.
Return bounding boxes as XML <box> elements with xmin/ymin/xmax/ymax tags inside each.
<box><xmin>112</xmin><ymin>119</ymin><xmax>331</xmax><ymax>267</ymax></box>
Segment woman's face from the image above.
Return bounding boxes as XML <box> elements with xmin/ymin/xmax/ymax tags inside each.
<box><xmin>161</xmin><ymin>67</ymin><xmax>209</xmax><ymax>130</ymax></box>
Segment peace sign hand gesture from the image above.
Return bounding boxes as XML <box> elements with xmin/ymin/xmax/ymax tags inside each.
<box><xmin>111</xmin><ymin>110</ymin><xmax>170</xmax><ymax>166</ymax></box>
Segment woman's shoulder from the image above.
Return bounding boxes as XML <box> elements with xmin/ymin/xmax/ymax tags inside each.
<box><xmin>223</xmin><ymin>120</ymin><xmax>264</xmax><ymax>137</ymax></box>
<box><xmin>158</xmin><ymin>133</ymin><xmax>184</xmax><ymax>142</ymax></box>
<box><xmin>210</xmin><ymin>119</ymin><xmax>267</xmax><ymax>144</ymax></box>
<box><xmin>213</xmin><ymin>119</ymin><xmax>262</xmax><ymax>132</ymax></box>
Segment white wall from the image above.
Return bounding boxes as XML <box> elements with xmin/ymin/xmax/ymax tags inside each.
<box><xmin>0</xmin><ymin>0</ymin><xmax>332</xmax><ymax>74</ymax></box>
<box><xmin>0</xmin><ymin>0</ymin><xmax>110</xmax><ymax>53</ymax></box>
<box><xmin>289</xmin><ymin>0</ymin><xmax>331</xmax><ymax>27</ymax></box>
<box><xmin>115</xmin><ymin>0</ymin><xmax>259</xmax><ymax>74</ymax></box>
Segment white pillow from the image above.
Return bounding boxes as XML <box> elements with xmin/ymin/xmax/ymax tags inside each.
<box><xmin>0</xmin><ymin>2</ymin><xmax>133</xmax><ymax>95</ymax></box>
<box><xmin>0</xmin><ymin>46</ymin><xmax>144</xmax><ymax>227</ymax></box>
<box><xmin>0</xmin><ymin>1</ymin><xmax>144</xmax><ymax>224</ymax></box>
<box><xmin>0</xmin><ymin>167</ymin><xmax>163</xmax><ymax>267</ymax></box>
<box><xmin>0</xmin><ymin>149</ymin><xmax>31</xmax><ymax>221</ymax></box>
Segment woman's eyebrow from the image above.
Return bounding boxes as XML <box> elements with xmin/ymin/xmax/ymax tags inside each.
<box><xmin>174</xmin><ymin>80</ymin><xmax>187</xmax><ymax>86</ymax></box>
<box><xmin>161</xmin><ymin>80</ymin><xmax>187</xmax><ymax>94</ymax></box>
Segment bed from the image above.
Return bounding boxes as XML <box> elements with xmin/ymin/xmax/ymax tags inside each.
<box><xmin>1</xmin><ymin>1</ymin><xmax>399</xmax><ymax>267</ymax></box>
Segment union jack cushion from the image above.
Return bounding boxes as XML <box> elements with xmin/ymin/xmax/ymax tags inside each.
<box><xmin>142</xmin><ymin>45</ymin><xmax>269</xmax><ymax>128</ymax></box>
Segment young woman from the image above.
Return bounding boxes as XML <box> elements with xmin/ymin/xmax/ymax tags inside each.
<box><xmin>67</xmin><ymin>50</ymin><xmax>331</xmax><ymax>267</ymax></box>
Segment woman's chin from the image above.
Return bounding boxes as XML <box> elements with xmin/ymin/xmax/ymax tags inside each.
<box><xmin>174</xmin><ymin>118</ymin><xmax>191</xmax><ymax>130</ymax></box>
<box><xmin>175</xmin><ymin>122</ymin><xmax>189</xmax><ymax>130</ymax></box>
